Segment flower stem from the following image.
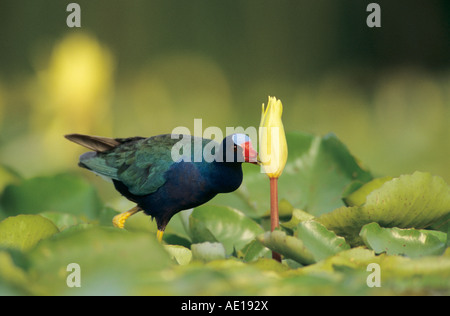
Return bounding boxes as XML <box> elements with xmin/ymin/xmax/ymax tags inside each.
<box><xmin>270</xmin><ymin>177</ymin><xmax>282</xmax><ymax>262</ymax></box>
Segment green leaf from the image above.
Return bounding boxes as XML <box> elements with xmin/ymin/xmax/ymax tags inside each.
<box><xmin>258</xmin><ymin>221</ymin><xmax>351</xmax><ymax>265</ymax></box>
<box><xmin>0</xmin><ymin>215</ymin><xmax>59</xmax><ymax>251</ymax></box>
<box><xmin>296</xmin><ymin>220</ymin><xmax>351</xmax><ymax>261</ymax></box>
<box><xmin>191</xmin><ymin>242</ymin><xmax>226</xmax><ymax>262</ymax></box>
<box><xmin>27</xmin><ymin>227</ymin><xmax>171</xmax><ymax>295</ymax></box>
<box><xmin>301</xmin><ymin>247</ymin><xmax>380</xmax><ymax>274</ymax></box>
<box><xmin>302</xmin><ymin>246</ymin><xmax>450</xmax><ymax>293</ymax></box>
<box><xmin>211</xmin><ymin>131</ymin><xmax>373</xmax><ymax>217</ymax></box>
<box><xmin>261</xmin><ymin>199</ymin><xmax>296</xmax><ymax>219</ymax></box>
<box><xmin>164</xmin><ymin>245</ymin><xmax>192</xmax><ymax>265</ymax></box>
<box><xmin>281</xmin><ymin>208</ymin><xmax>315</xmax><ymax>230</ymax></box>
<box><xmin>364</xmin><ymin>172</ymin><xmax>450</xmax><ymax>227</ymax></box>
<box><xmin>0</xmin><ymin>251</ymin><xmax>29</xmax><ymax>293</ymax></box>
<box><xmin>317</xmin><ymin>206</ymin><xmax>367</xmax><ymax>246</ymax></box>
<box><xmin>360</xmin><ymin>222</ymin><xmax>447</xmax><ymax>258</ymax></box>
<box><xmin>318</xmin><ymin>172</ymin><xmax>450</xmax><ymax>245</ymax></box>
<box><xmin>383</xmin><ymin>249</ymin><xmax>450</xmax><ymax>278</ymax></box>
<box><xmin>0</xmin><ymin>173</ymin><xmax>103</xmax><ymax>220</ymax></box>
<box><xmin>189</xmin><ymin>205</ymin><xmax>263</xmax><ymax>255</ymax></box>
<box><xmin>250</xmin><ymin>257</ymin><xmax>291</xmax><ymax>273</ymax></box>
<box><xmin>39</xmin><ymin>212</ymin><xmax>81</xmax><ymax>231</ymax></box>
<box><xmin>257</xmin><ymin>230</ymin><xmax>315</xmax><ymax>265</ymax></box>
<box><xmin>239</xmin><ymin>239</ymin><xmax>270</xmax><ymax>262</ymax></box>
<box><xmin>343</xmin><ymin>176</ymin><xmax>393</xmax><ymax>206</ymax></box>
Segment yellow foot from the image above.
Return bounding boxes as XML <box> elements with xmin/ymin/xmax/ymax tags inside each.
<box><xmin>112</xmin><ymin>206</ymin><xmax>142</xmax><ymax>229</ymax></box>
<box><xmin>156</xmin><ymin>229</ymin><xmax>164</xmax><ymax>242</ymax></box>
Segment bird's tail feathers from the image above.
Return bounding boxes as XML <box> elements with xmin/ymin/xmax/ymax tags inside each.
<box><xmin>64</xmin><ymin>133</ymin><xmax>120</xmax><ymax>152</ymax></box>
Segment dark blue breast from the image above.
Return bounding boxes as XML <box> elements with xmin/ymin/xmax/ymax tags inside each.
<box><xmin>113</xmin><ymin>160</ymin><xmax>243</xmax><ymax>229</ymax></box>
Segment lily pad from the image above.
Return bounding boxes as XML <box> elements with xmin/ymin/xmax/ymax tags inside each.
<box><xmin>27</xmin><ymin>226</ymin><xmax>171</xmax><ymax>295</ymax></box>
<box><xmin>39</xmin><ymin>212</ymin><xmax>81</xmax><ymax>231</ymax></box>
<box><xmin>257</xmin><ymin>230</ymin><xmax>315</xmax><ymax>265</ymax></box>
<box><xmin>239</xmin><ymin>239</ymin><xmax>270</xmax><ymax>262</ymax></box>
<box><xmin>0</xmin><ymin>173</ymin><xmax>103</xmax><ymax>220</ymax></box>
<box><xmin>260</xmin><ymin>199</ymin><xmax>297</xmax><ymax>219</ymax></box>
<box><xmin>343</xmin><ymin>176</ymin><xmax>393</xmax><ymax>207</ymax></box>
<box><xmin>318</xmin><ymin>172</ymin><xmax>450</xmax><ymax>245</ymax></box>
<box><xmin>296</xmin><ymin>220</ymin><xmax>351</xmax><ymax>261</ymax></box>
<box><xmin>363</xmin><ymin>172</ymin><xmax>450</xmax><ymax>228</ymax></box>
<box><xmin>281</xmin><ymin>208</ymin><xmax>315</xmax><ymax>230</ymax></box>
<box><xmin>360</xmin><ymin>222</ymin><xmax>447</xmax><ymax>258</ymax></box>
<box><xmin>189</xmin><ymin>205</ymin><xmax>263</xmax><ymax>254</ymax></box>
<box><xmin>191</xmin><ymin>242</ymin><xmax>226</xmax><ymax>262</ymax></box>
<box><xmin>258</xmin><ymin>221</ymin><xmax>351</xmax><ymax>265</ymax></box>
<box><xmin>0</xmin><ymin>251</ymin><xmax>29</xmax><ymax>294</ymax></box>
<box><xmin>0</xmin><ymin>215</ymin><xmax>59</xmax><ymax>251</ymax></box>
<box><xmin>164</xmin><ymin>245</ymin><xmax>192</xmax><ymax>265</ymax></box>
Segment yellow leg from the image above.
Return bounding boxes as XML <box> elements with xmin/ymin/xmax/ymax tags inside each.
<box><xmin>112</xmin><ymin>206</ymin><xmax>142</xmax><ymax>229</ymax></box>
<box><xmin>156</xmin><ymin>229</ymin><xmax>164</xmax><ymax>242</ymax></box>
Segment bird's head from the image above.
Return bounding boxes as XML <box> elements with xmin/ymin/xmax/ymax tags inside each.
<box><xmin>219</xmin><ymin>134</ymin><xmax>259</xmax><ymax>164</ymax></box>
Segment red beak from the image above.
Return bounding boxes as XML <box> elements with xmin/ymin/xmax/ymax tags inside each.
<box><xmin>241</xmin><ymin>141</ymin><xmax>259</xmax><ymax>164</ymax></box>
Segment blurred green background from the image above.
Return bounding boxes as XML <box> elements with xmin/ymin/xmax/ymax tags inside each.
<box><xmin>0</xmin><ymin>0</ymin><xmax>449</xmax><ymax>186</ymax></box>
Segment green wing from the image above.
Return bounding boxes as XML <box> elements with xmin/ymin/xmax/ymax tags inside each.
<box><xmin>80</xmin><ymin>134</ymin><xmax>216</xmax><ymax>196</ymax></box>
<box><xmin>80</xmin><ymin>135</ymin><xmax>184</xmax><ymax>195</ymax></box>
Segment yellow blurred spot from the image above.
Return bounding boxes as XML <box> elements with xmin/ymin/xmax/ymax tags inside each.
<box><xmin>30</xmin><ymin>32</ymin><xmax>115</xmax><ymax>172</ymax></box>
<box><xmin>36</xmin><ymin>32</ymin><xmax>114</xmax><ymax>132</ymax></box>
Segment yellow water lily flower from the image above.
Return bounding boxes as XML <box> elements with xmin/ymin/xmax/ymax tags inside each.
<box><xmin>259</xmin><ymin>96</ymin><xmax>288</xmax><ymax>178</ymax></box>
